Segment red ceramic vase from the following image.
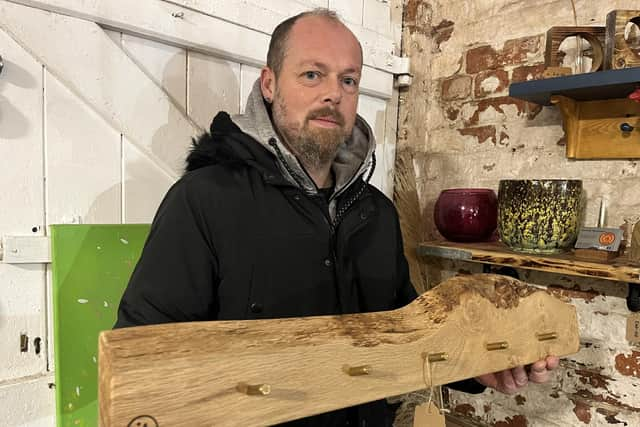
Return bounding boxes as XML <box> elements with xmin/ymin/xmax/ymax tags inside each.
<box><xmin>434</xmin><ymin>188</ymin><xmax>498</xmax><ymax>242</ymax></box>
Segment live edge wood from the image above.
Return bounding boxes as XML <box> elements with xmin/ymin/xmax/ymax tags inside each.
<box><xmin>99</xmin><ymin>274</ymin><xmax>579</xmax><ymax>427</ymax></box>
<box><xmin>419</xmin><ymin>241</ymin><xmax>640</xmax><ymax>284</ymax></box>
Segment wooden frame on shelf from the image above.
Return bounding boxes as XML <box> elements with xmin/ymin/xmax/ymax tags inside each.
<box><xmin>545</xmin><ymin>26</ymin><xmax>606</xmax><ymax>72</ymax></box>
<box><xmin>605</xmin><ymin>10</ymin><xmax>640</xmax><ymax>70</ymax></box>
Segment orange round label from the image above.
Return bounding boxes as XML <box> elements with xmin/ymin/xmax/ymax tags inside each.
<box><xmin>599</xmin><ymin>232</ymin><xmax>616</xmax><ymax>245</ymax></box>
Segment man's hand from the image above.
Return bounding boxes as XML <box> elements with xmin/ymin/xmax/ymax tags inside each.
<box><xmin>474</xmin><ymin>356</ymin><xmax>560</xmax><ymax>394</ymax></box>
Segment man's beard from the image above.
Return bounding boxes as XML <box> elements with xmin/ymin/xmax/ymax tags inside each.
<box><xmin>272</xmin><ymin>96</ymin><xmax>350</xmax><ymax>172</ymax></box>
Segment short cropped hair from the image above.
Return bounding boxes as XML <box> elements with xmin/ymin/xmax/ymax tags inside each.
<box><xmin>266</xmin><ymin>8</ymin><xmax>361</xmax><ymax>77</ymax></box>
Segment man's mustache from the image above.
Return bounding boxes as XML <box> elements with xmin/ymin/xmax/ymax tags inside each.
<box><xmin>306</xmin><ymin>108</ymin><xmax>345</xmax><ymax>126</ymax></box>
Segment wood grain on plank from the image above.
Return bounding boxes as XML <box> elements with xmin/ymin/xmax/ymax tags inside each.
<box><xmin>99</xmin><ymin>274</ymin><xmax>579</xmax><ymax>426</ymax></box>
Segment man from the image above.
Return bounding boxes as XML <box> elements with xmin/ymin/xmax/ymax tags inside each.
<box><xmin>116</xmin><ymin>8</ymin><xmax>558</xmax><ymax>425</ymax></box>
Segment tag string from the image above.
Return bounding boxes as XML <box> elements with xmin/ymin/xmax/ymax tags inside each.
<box><xmin>421</xmin><ymin>354</ymin><xmax>448</xmax><ymax>415</ymax></box>
<box><xmin>421</xmin><ymin>353</ymin><xmax>435</xmax><ymax>407</ymax></box>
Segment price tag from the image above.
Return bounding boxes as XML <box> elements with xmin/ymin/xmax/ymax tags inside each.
<box><xmin>413</xmin><ymin>401</ymin><xmax>445</xmax><ymax>427</ymax></box>
<box><xmin>627</xmin><ymin>313</ymin><xmax>640</xmax><ymax>344</ymax></box>
<box><xmin>575</xmin><ymin>227</ymin><xmax>623</xmax><ymax>251</ymax></box>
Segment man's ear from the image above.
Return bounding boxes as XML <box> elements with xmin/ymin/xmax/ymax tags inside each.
<box><xmin>260</xmin><ymin>67</ymin><xmax>276</xmax><ymax>103</ymax></box>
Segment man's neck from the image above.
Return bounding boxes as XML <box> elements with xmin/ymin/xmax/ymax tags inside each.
<box><xmin>307</xmin><ymin>164</ymin><xmax>333</xmax><ymax>189</ymax></box>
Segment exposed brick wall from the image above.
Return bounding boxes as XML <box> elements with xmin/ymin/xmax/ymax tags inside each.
<box><xmin>440</xmin><ymin>36</ymin><xmax>545</xmax><ymax>147</ymax></box>
<box><xmin>397</xmin><ymin>0</ymin><xmax>640</xmax><ymax>426</ymax></box>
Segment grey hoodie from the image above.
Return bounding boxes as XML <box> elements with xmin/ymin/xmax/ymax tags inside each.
<box><xmin>232</xmin><ymin>79</ymin><xmax>377</xmax><ymax>220</ymax></box>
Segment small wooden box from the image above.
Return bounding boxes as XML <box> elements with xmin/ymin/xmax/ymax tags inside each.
<box><xmin>545</xmin><ymin>26</ymin><xmax>606</xmax><ymax>72</ymax></box>
<box><xmin>605</xmin><ymin>10</ymin><xmax>640</xmax><ymax>69</ymax></box>
<box><xmin>574</xmin><ymin>248</ymin><xmax>620</xmax><ymax>262</ymax></box>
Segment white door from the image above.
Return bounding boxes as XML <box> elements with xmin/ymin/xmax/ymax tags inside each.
<box><xmin>0</xmin><ymin>0</ymin><xmax>403</xmax><ymax>425</ymax></box>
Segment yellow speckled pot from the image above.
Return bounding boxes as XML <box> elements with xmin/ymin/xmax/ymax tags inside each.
<box><xmin>498</xmin><ymin>179</ymin><xmax>583</xmax><ymax>254</ymax></box>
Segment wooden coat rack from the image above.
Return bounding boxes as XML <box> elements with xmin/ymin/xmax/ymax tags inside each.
<box><xmin>99</xmin><ymin>274</ymin><xmax>580</xmax><ymax>426</ymax></box>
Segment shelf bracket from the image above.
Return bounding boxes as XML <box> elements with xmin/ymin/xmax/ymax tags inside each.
<box><xmin>550</xmin><ymin>94</ymin><xmax>640</xmax><ymax>159</ymax></box>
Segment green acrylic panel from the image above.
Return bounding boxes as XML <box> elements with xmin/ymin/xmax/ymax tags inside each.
<box><xmin>50</xmin><ymin>224</ymin><xmax>150</xmax><ymax>427</ymax></box>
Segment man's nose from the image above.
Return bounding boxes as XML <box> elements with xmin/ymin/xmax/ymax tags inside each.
<box><xmin>321</xmin><ymin>77</ymin><xmax>343</xmax><ymax>105</ymax></box>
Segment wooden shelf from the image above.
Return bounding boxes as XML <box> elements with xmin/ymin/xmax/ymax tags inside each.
<box><xmin>509</xmin><ymin>68</ymin><xmax>640</xmax><ymax>106</ymax></box>
<box><xmin>418</xmin><ymin>240</ymin><xmax>640</xmax><ymax>284</ymax></box>
<box><xmin>509</xmin><ymin>68</ymin><xmax>640</xmax><ymax>159</ymax></box>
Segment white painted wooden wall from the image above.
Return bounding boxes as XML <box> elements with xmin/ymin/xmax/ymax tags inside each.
<box><xmin>0</xmin><ymin>1</ymin><xmax>401</xmax><ymax>425</ymax></box>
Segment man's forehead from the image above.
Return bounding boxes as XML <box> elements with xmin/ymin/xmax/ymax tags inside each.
<box><xmin>290</xmin><ymin>16</ymin><xmax>359</xmax><ymax>46</ymax></box>
<box><xmin>286</xmin><ymin>17</ymin><xmax>363</xmax><ymax>67</ymax></box>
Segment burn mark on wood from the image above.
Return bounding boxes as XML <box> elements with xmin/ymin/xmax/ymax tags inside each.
<box><xmin>333</xmin><ymin>314</ymin><xmax>428</xmax><ymax>348</ymax></box>
<box><xmin>424</xmin><ymin>274</ymin><xmax>538</xmax><ymax>312</ymax></box>
<box><xmin>295</xmin><ymin>274</ymin><xmax>544</xmax><ymax>348</ymax></box>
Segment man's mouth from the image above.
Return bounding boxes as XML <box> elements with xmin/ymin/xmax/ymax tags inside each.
<box><xmin>313</xmin><ymin>116</ymin><xmax>339</xmax><ymax>125</ymax></box>
<box><xmin>308</xmin><ymin>113</ymin><xmax>344</xmax><ymax>129</ymax></box>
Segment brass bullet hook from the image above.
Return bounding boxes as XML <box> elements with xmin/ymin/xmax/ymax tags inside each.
<box><xmin>424</xmin><ymin>352</ymin><xmax>448</xmax><ymax>363</ymax></box>
<box><xmin>344</xmin><ymin>365</ymin><xmax>371</xmax><ymax>376</ymax></box>
<box><xmin>486</xmin><ymin>341</ymin><xmax>509</xmax><ymax>351</ymax></box>
<box><xmin>236</xmin><ymin>382</ymin><xmax>271</xmax><ymax>396</ymax></box>
<box><xmin>537</xmin><ymin>332</ymin><xmax>558</xmax><ymax>341</ymax></box>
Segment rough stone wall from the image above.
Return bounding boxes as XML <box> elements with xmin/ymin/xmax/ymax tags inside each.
<box><xmin>397</xmin><ymin>0</ymin><xmax>640</xmax><ymax>425</ymax></box>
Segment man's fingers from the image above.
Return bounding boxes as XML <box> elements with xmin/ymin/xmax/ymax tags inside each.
<box><xmin>512</xmin><ymin>366</ymin><xmax>528</xmax><ymax>387</ymax></box>
<box><xmin>530</xmin><ymin>360</ymin><xmax>547</xmax><ymax>373</ymax></box>
<box><xmin>499</xmin><ymin>369</ymin><xmax>518</xmax><ymax>394</ymax></box>
<box><xmin>474</xmin><ymin>373</ymin><xmax>498</xmax><ymax>389</ymax></box>
<box><xmin>546</xmin><ymin>356</ymin><xmax>560</xmax><ymax>370</ymax></box>
<box><xmin>528</xmin><ymin>360</ymin><xmax>551</xmax><ymax>383</ymax></box>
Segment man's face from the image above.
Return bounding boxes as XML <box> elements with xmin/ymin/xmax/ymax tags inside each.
<box><xmin>261</xmin><ymin>16</ymin><xmax>362</xmax><ymax>169</ymax></box>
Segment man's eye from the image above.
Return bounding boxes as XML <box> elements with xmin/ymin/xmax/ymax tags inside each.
<box><xmin>343</xmin><ymin>77</ymin><xmax>358</xmax><ymax>86</ymax></box>
<box><xmin>304</xmin><ymin>71</ymin><xmax>319</xmax><ymax>80</ymax></box>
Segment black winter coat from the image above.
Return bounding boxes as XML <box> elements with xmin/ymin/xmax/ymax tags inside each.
<box><xmin>115</xmin><ymin>111</ymin><xmax>483</xmax><ymax>426</ymax></box>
